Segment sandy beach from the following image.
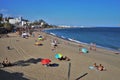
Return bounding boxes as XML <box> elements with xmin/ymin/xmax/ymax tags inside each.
<box><xmin>0</xmin><ymin>30</ymin><xmax>120</xmax><ymax>80</ymax></box>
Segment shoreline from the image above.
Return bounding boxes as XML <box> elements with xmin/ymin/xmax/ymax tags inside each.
<box><xmin>43</xmin><ymin>28</ymin><xmax>120</xmax><ymax>53</ymax></box>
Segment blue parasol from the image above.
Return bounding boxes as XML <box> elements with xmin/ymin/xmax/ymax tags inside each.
<box><xmin>55</xmin><ymin>53</ymin><xmax>63</xmax><ymax>59</ymax></box>
<box><xmin>81</xmin><ymin>48</ymin><xmax>88</xmax><ymax>53</ymax></box>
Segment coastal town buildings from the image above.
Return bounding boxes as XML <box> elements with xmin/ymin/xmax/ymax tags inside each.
<box><xmin>9</xmin><ymin>17</ymin><xmax>22</xmax><ymax>24</ymax></box>
<box><xmin>0</xmin><ymin>13</ymin><xmax>30</xmax><ymax>27</ymax></box>
<box><xmin>9</xmin><ymin>17</ymin><xmax>30</xmax><ymax>26</ymax></box>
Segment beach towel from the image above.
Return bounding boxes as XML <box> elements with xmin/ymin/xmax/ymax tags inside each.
<box><xmin>89</xmin><ymin>66</ymin><xmax>95</xmax><ymax>70</ymax></box>
<box><xmin>89</xmin><ymin>66</ymin><xmax>98</xmax><ymax>71</ymax></box>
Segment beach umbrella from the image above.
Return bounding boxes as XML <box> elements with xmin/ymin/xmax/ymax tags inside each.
<box><xmin>55</xmin><ymin>53</ymin><xmax>63</xmax><ymax>59</ymax></box>
<box><xmin>81</xmin><ymin>48</ymin><xmax>88</xmax><ymax>53</ymax></box>
<box><xmin>41</xmin><ymin>59</ymin><xmax>51</xmax><ymax>65</ymax></box>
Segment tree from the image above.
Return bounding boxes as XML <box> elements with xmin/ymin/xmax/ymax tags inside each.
<box><xmin>39</xmin><ymin>19</ymin><xmax>45</xmax><ymax>24</ymax></box>
<box><xmin>0</xmin><ymin>23</ymin><xmax>4</xmax><ymax>27</ymax></box>
<box><xmin>4</xmin><ymin>22</ymin><xmax>14</xmax><ymax>32</ymax></box>
<box><xmin>0</xmin><ymin>13</ymin><xmax>3</xmax><ymax>27</ymax></box>
<box><xmin>0</xmin><ymin>13</ymin><xmax>3</xmax><ymax>22</ymax></box>
<box><xmin>31</xmin><ymin>19</ymin><xmax>57</xmax><ymax>28</ymax></box>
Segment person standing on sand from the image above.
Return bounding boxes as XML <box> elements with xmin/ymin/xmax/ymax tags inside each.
<box><xmin>90</xmin><ymin>42</ymin><xmax>93</xmax><ymax>50</ymax></box>
<box><xmin>90</xmin><ymin>42</ymin><xmax>96</xmax><ymax>51</ymax></box>
<box><xmin>93</xmin><ymin>43</ymin><xmax>96</xmax><ymax>51</ymax></box>
<box><xmin>7</xmin><ymin>46</ymin><xmax>10</xmax><ymax>50</ymax></box>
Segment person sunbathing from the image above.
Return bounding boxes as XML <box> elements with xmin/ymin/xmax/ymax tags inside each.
<box><xmin>58</xmin><ymin>56</ymin><xmax>70</xmax><ymax>61</ymax></box>
<box><xmin>64</xmin><ymin>56</ymin><xmax>70</xmax><ymax>61</ymax></box>
<box><xmin>97</xmin><ymin>64</ymin><xmax>105</xmax><ymax>71</ymax></box>
<box><xmin>58</xmin><ymin>56</ymin><xmax>64</xmax><ymax>61</ymax></box>
<box><xmin>89</xmin><ymin>63</ymin><xmax>106</xmax><ymax>71</ymax></box>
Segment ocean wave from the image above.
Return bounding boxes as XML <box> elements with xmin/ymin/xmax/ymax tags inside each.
<box><xmin>61</xmin><ymin>36</ymin><xmax>65</xmax><ymax>39</ymax></box>
<box><xmin>50</xmin><ymin>33</ymin><xmax>56</xmax><ymax>36</ymax></box>
<box><xmin>67</xmin><ymin>38</ymin><xmax>85</xmax><ymax>44</ymax></box>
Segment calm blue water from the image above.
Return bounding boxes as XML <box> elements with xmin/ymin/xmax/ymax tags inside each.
<box><xmin>44</xmin><ymin>27</ymin><xmax>120</xmax><ymax>52</ymax></box>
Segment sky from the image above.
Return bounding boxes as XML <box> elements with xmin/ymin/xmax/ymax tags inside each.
<box><xmin>0</xmin><ymin>0</ymin><xmax>120</xmax><ymax>27</ymax></box>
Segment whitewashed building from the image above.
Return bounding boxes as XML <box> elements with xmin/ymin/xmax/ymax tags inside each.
<box><xmin>9</xmin><ymin>17</ymin><xmax>30</xmax><ymax>26</ymax></box>
<box><xmin>9</xmin><ymin>17</ymin><xmax>22</xmax><ymax>24</ymax></box>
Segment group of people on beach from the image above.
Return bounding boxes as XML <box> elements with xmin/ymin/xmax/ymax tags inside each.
<box><xmin>93</xmin><ymin>63</ymin><xmax>106</xmax><ymax>71</ymax></box>
<box><xmin>58</xmin><ymin>56</ymin><xmax>70</xmax><ymax>61</ymax></box>
<box><xmin>0</xmin><ymin>58</ymin><xmax>12</xmax><ymax>68</ymax></box>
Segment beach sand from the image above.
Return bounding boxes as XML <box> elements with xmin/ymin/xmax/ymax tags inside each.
<box><xmin>0</xmin><ymin>31</ymin><xmax>120</xmax><ymax>80</ymax></box>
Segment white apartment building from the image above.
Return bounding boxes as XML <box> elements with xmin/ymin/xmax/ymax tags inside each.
<box><xmin>9</xmin><ymin>17</ymin><xmax>22</xmax><ymax>24</ymax></box>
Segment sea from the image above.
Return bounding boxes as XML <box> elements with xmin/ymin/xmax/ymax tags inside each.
<box><xmin>44</xmin><ymin>27</ymin><xmax>120</xmax><ymax>52</ymax></box>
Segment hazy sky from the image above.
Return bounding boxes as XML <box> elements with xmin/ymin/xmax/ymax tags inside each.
<box><xmin>0</xmin><ymin>0</ymin><xmax>120</xmax><ymax>27</ymax></box>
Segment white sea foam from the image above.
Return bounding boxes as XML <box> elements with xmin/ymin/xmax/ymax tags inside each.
<box><xmin>61</xmin><ymin>36</ymin><xmax>65</xmax><ymax>39</ymax></box>
<box><xmin>50</xmin><ymin>33</ymin><xmax>56</xmax><ymax>36</ymax></box>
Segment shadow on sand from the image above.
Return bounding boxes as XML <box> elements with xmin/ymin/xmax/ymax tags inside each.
<box><xmin>75</xmin><ymin>73</ymin><xmax>88</xmax><ymax>80</ymax></box>
<box><xmin>9</xmin><ymin>58</ymin><xmax>59</xmax><ymax>67</ymax></box>
<box><xmin>13</xmin><ymin>58</ymin><xmax>43</xmax><ymax>66</ymax></box>
<box><xmin>0</xmin><ymin>69</ymin><xmax>29</xmax><ymax>80</ymax></box>
<box><xmin>49</xmin><ymin>63</ymin><xmax>59</xmax><ymax>67</ymax></box>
